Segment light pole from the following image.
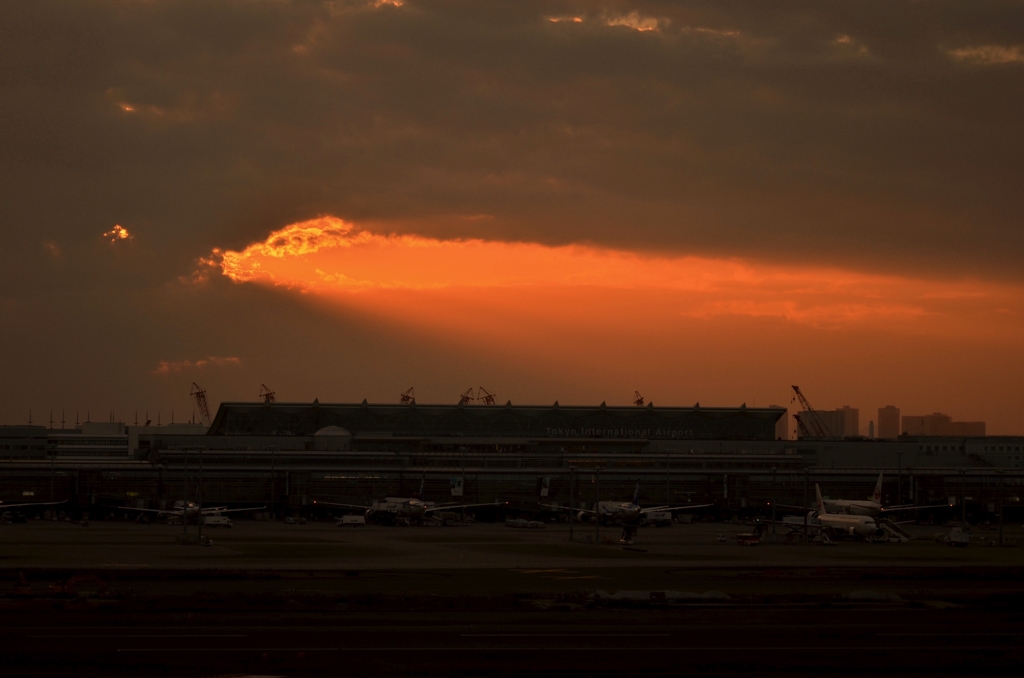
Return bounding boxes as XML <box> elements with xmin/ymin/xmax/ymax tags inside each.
<box><xmin>49</xmin><ymin>441</ymin><xmax>55</xmax><ymax>503</ymax></box>
<box><xmin>569</xmin><ymin>466</ymin><xmax>576</xmax><ymax>542</ymax></box>
<box><xmin>196</xmin><ymin>447</ymin><xmax>203</xmax><ymax>546</ymax></box>
<box><xmin>961</xmin><ymin>470</ymin><xmax>967</xmax><ymax>528</ymax></box>
<box><xmin>666</xmin><ymin>451</ymin><xmax>671</xmax><ymax>505</ymax></box>
<box><xmin>897</xmin><ymin>451</ymin><xmax>903</xmax><ymax>505</ymax></box>
<box><xmin>771</xmin><ymin>466</ymin><xmax>777</xmax><ymax>535</ymax></box>
<box><xmin>803</xmin><ymin>467</ymin><xmax>809</xmax><ymax>537</ymax></box>
<box><xmin>998</xmin><ymin>470</ymin><xmax>1005</xmax><ymax>547</ymax></box>
<box><xmin>270</xmin><ymin>447</ymin><xmax>277</xmax><ymax>522</ymax></box>
<box><xmin>182</xmin><ymin>448</ymin><xmax>189</xmax><ymax>539</ymax></box>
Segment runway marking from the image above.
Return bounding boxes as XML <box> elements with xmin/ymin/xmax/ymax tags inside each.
<box><xmin>463</xmin><ymin>634</ymin><xmax>670</xmax><ymax>638</ymax></box>
<box><xmin>878</xmin><ymin>633</ymin><xmax>1024</xmax><ymax>637</ymax></box>
<box><xmin>115</xmin><ymin>646</ymin><xmax>1024</xmax><ymax>652</ymax></box>
<box><xmin>31</xmin><ymin>634</ymin><xmax>247</xmax><ymax>638</ymax></box>
<box><xmin>116</xmin><ymin>651</ymin><xmax>339</xmax><ymax>655</ymax></box>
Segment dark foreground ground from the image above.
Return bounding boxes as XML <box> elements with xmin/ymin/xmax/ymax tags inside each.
<box><xmin>3</xmin><ymin>521</ymin><xmax>1024</xmax><ymax>676</ymax></box>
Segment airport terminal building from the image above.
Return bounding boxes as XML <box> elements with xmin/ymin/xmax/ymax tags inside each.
<box><xmin>2</xmin><ymin>401</ymin><xmax>1023</xmax><ymax>520</ymax></box>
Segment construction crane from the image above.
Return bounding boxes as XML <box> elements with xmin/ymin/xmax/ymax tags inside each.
<box><xmin>790</xmin><ymin>385</ymin><xmax>832</xmax><ymax>439</ymax></box>
<box><xmin>458</xmin><ymin>388</ymin><xmax>476</xmax><ymax>405</ymax></box>
<box><xmin>477</xmin><ymin>387</ymin><xmax>496</xmax><ymax>405</ymax></box>
<box><xmin>400</xmin><ymin>387</ymin><xmax>416</xmax><ymax>405</ymax></box>
<box><xmin>633</xmin><ymin>391</ymin><xmax>645</xmax><ymax>407</ymax></box>
<box><xmin>190</xmin><ymin>382</ymin><xmax>212</xmax><ymax>429</ymax></box>
<box><xmin>259</xmin><ymin>384</ymin><xmax>276</xmax><ymax>404</ymax></box>
<box><xmin>792</xmin><ymin>412</ymin><xmax>811</xmax><ymax>439</ymax></box>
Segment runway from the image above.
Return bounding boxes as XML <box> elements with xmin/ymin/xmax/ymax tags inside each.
<box><xmin>4</xmin><ymin>604</ymin><xmax>1024</xmax><ymax>676</ymax></box>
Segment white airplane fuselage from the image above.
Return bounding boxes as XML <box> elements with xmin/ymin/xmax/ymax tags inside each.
<box><xmin>597</xmin><ymin>502</ymin><xmax>643</xmax><ymax>524</ymax></box>
<box><xmin>371</xmin><ymin>498</ymin><xmax>429</xmax><ymax>520</ymax></box>
<box><xmin>823</xmin><ymin>499</ymin><xmax>882</xmax><ymax>517</ymax></box>
<box><xmin>816</xmin><ymin>511</ymin><xmax>884</xmax><ymax>538</ymax></box>
<box><xmin>814</xmin><ymin>482</ymin><xmax>885</xmax><ymax>539</ymax></box>
<box><xmin>170</xmin><ymin>501</ymin><xmax>202</xmax><ymax>520</ymax></box>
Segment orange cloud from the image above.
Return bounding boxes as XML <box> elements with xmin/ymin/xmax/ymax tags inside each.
<box><xmin>206</xmin><ymin>217</ymin><xmax>1024</xmax><ymax>432</ymax></box>
<box><xmin>605</xmin><ymin>12</ymin><xmax>660</xmax><ymax>32</ymax></box>
<box><xmin>214</xmin><ymin>216</ymin><xmax>1024</xmax><ymax>337</ymax></box>
<box><xmin>948</xmin><ymin>45</ymin><xmax>1024</xmax><ymax>65</ymax></box>
<box><xmin>103</xmin><ymin>224</ymin><xmax>131</xmax><ymax>242</ymax></box>
<box><xmin>154</xmin><ymin>356</ymin><xmax>241</xmax><ymax>375</ymax></box>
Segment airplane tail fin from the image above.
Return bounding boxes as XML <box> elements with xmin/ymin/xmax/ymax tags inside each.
<box><xmin>872</xmin><ymin>472</ymin><xmax>883</xmax><ymax>503</ymax></box>
<box><xmin>632</xmin><ymin>480</ymin><xmax>641</xmax><ymax>505</ymax></box>
<box><xmin>815</xmin><ymin>484</ymin><xmax>827</xmax><ymax>515</ymax></box>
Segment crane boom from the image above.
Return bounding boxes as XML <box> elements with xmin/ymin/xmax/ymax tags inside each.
<box><xmin>790</xmin><ymin>385</ymin><xmax>833</xmax><ymax>439</ymax></box>
<box><xmin>793</xmin><ymin>412</ymin><xmax>812</xmax><ymax>439</ymax></box>
<box><xmin>190</xmin><ymin>382</ymin><xmax>212</xmax><ymax>429</ymax></box>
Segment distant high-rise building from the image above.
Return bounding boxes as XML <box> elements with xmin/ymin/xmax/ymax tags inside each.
<box><xmin>901</xmin><ymin>413</ymin><xmax>986</xmax><ymax>437</ymax></box>
<box><xmin>868</xmin><ymin>420</ymin><xmax>875</xmax><ymax>438</ymax></box>
<box><xmin>839</xmin><ymin>406</ymin><xmax>859</xmax><ymax>437</ymax></box>
<box><xmin>878</xmin><ymin>406</ymin><xmax>900</xmax><ymax>439</ymax></box>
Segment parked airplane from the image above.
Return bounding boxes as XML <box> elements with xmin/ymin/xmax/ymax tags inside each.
<box><xmin>815</xmin><ymin>483</ymin><xmax>885</xmax><ymax>539</ymax></box>
<box><xmin>314</xmin><ymin>478</ymin><xmax>501</xmax><ymax>524</ymax></box>
<box><xmin>807</xmin><ymin>473</ymin><xmax>949</xmax><ymax>517</ymax></box>
<box><xmin>0</xmin><ymin>499</ymin><xmax>67</xmax><ymax>510</ymax></box>
<box><xmin>119</xmin><ymin>500</ymin><xmax>265</xmax><ymax>522</ymax></box>
<box><xmin>0</xmin><ymin>499</ymin><xmax>68</xmax><ymax>524</ymax></box>
<box><xmin>543</xmin><ymin>482</ymin><xmax>711</xmax><ymax>526</ymax></box>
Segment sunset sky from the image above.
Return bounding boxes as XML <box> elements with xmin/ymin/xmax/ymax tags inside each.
<box><xmin>2</xmin><ymin>1</ymin><xmax>1022</xmax><ymax>433</ymax></box>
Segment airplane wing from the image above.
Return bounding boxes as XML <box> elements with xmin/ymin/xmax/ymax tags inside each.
<box><xmin>773</xmin><ymin>503</ymin><xmax>814</xmax><ymax>511</ymax></box>
<box><xmin>312</xmin><ymin>500</ymin><xmax>372</xmax><ymax>510</ymax></box>
<box><xmin>0</xmin><ymin>500</ymin><xmax>68</xmax><ymax>509</ymax></box>
<box><xmin>640</xmin><ymin>503</ymin><xmax>713</xmax><ymax>514</ymax></box>
<box><xmin>200</xmin><ymin>505</ymin><xmax>266</xmax><ymax>514</ymax></box>
<box><xmin>423</xmin><ymin>500</ymin><xmax>505</xmax><ymax>513</ymax></box>
<box><xmin>880</xmin><ymin>503</ymin><xmax>953</xmax><ymax>514</ymax></box>
<box><xmin>117</xmin><ymin>506</ymin><xmax>181</xmax><ymax>516</ymax></box>
<box><xmin>538</xmin><ymin>503</ymin><xmax>596</xmax><ymax>514</ymax></box>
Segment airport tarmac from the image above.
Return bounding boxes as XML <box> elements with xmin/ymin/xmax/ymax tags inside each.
<box><xmin>5</xmin><ymin>520</ymin><xmax>1024</xmax><ymax>676</ymax></box>
<box><xmin>2</xmin><ymin>518</ymin><xmax>1024</xmax><ymax>572</ymax></box>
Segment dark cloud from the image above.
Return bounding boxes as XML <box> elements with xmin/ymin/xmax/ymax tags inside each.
<box><xmin>1</xmin><ymin>1</ymin><xmax>1022</xmax><ymax>426</ymax></box>
<box><xmin>3</xmin><ymin>0</ymin><xmax>1022</xmax><ymax>273</ymax></box>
